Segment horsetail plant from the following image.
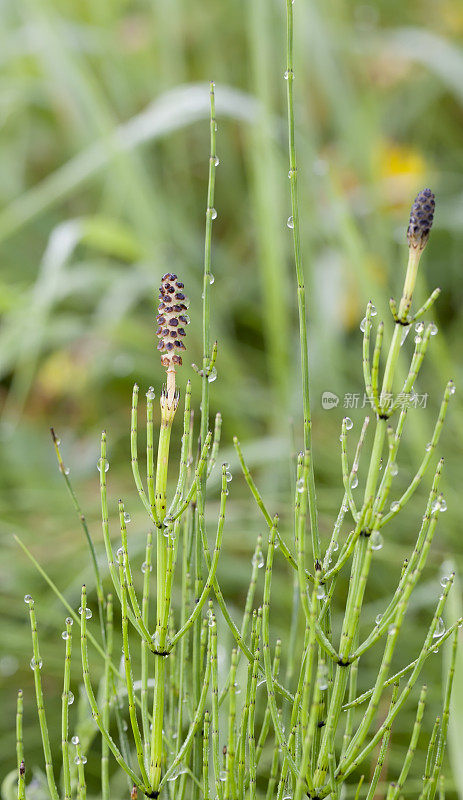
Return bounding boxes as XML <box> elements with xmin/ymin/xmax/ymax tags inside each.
<box><xmin>13</xmin><ymin>9</ymin><xmax>461</xmax><ymax>800</ymax></box>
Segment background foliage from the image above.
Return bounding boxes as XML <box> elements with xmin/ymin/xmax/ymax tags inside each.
<box><xmin>0</xmin><ymin>0</ymin><xmax>462</xmax><ymax>794</ymax></box>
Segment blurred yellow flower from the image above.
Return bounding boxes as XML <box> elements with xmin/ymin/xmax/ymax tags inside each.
<box><xmin>374</xmin><ymin>140</ymin><xmax>429</xmax><ymax>206</ymax></box>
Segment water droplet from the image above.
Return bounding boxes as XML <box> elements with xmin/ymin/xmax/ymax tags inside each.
<box><xmin>390</xmin><ymin>462</ymin><xmax>398</xmax><ymax>477</ymax></box>
<box><xmin>233</xmin><ymin>682</ymin><xmax>241</xmax><ymax>695</ymax></box>
<box><xmin>65</xmin><ymin>617</ymin><xmax>73</xmax><ymax>626</ymax></box>
<box><xmin>316</xmin><ymin>584</ymin><xmax>326</xmax><ymax>600</ymax></box>
<box><xmin>61</xmin><ymin>631</ymin><xmax>70</xmax><ymax>640</ymax></box>
<box><xmin>54</xmin><ymin>437</ymin><xmax>61</xmax><ymax>446</ymax></box>
<box><xmin>369</xmin><ymin>304</ymin><xmax>377</xmax><ymax>317</ymax></box>
<box><xmin>344</xmin><ymin>417</ymin><xmax>353</xmax><ymax>430</ymax></box>
<box><xmin>425</xmin><ymin>442</ymin><xmax>433</xmax><ymax>453</ymax></box>
<box><xmin>81</xmin><ymin>755</ymin><xmax>87</xmax><ymax>764</ymax></box>
<box><xmin>359</xmin><ymin>317</ymin><xmax>367</xmax><ymax>333</ymax></box>
<box><xmin>318</xmin><ymin>665</ymin><xmax>329</xmax><ymax>690</ymax></box>
<box><xmin>71</xmin><ymin>736</ymin><xmax>80</xmax><ymax>745</ymax></box>
<box><xmin>252</xmin><ymin>552</ymin><xmax>264</xmax><ymax>569</ymax></box>
<box><xmin>341</xmin><ymin>503</ymin><xmax>348</xmax><ymax>513</ymax></box>
<box><xmin>225</xmin><ymin>471</ymin><xmax>232</xmax><ymax>482</ymax></box>
<box><xmin>208</xmin><ymin>616</ymin><xmax>216</xmax><ymax>628</ymax></box>
<box><xmin>433</xmin><ymin>647</ymin><xmax>439</xmax><ymax>653</ymax></box>
<box><xmin>432</xmin><ymin>498</ymin><xmax>447</xmax><ymax>513</ymax></box>
<box><xmin>390</xmin><ymin>501</ymin><xmax>400</xmax><ymax>512</ymax></box>
<box><xmin>208</xmin><ymin>367</ymin><xmax>217</xmax><ymax>383</ymax></box>
<box><xmin>67</xmin><ymin>691</ymin><xmax>74</xmax><ymax>706</ymax></box>
<box><xmin>370</xmin><ymin>531</ymin><xmax>383</xmax><ymax>551</ymax></box>
<box><xmin>219</xmin><ymin>770</ymin><xmax>227</xmax><ymax>781</ymax></box>
<box><xmin>440</xmin><ymin>576</ymin><xmax>450</xmax><ymax>588</ymax></box>
<box><xmin>429</xmin><ymin>323</ymin><xmax>438</xmax><ymax>336</ymax></box>
<box><xmin>440</xmin><ymin>498</ymin><xmax>447</xmax><ymax>512</ymax></box>
<box><xmin>209</xmin><ymin>273</ymin><xmax>215</xmax><ymax>285</ymax></box>
<box><xmin>332</xmin><ymin>542</ymin><xmax>339</xmax><ymax>552</ymax></box>
<box><xmin>123</xmin><ymin>512</ymin><xmax>131</xmax><ymax>523</ymax></box>
<box><xmin>375</xmin><ymin>613</ymin><xmax>383</xmax><ymax>625</ymax></box>
<box><xmin>146</xmin><ymin>387</ymin><xmax>155</xmax><ymax>400</ymax></box>
<box><xmin>74</xmin><ymin>756</ymin><xmax>81</xmax><ymax>765</ymax></box>
<box><xmin>116</xmin><ymin>546</ymin><xmax>124</xmax><ymax>560</ymax></box>
<box><xmin>287</xmin><ymin>215</ymin><xmax>294</xmax><ymax>229</ymax></box>
<box><xmin>458</xmin><ymin>620</ymin><xmax>463</xmax><ymax>629</ymax></box>
<box><xmin>30</xmin><ymin>657</ymin><xmax>43</xmax><ymax>670</ymax></box>
<box><xmin>64</xmin><ymin>467</ymin><xmax>70</xmax><ymax>475</ymax></box>
<box><xmin>213</xmin><ymin>156</ymin><xmax>220</xmax><ymax>166</ymax></box>
<box><xmin>141</xmin><ymin>561</ymin><xmax>152</xmax><ymax>573</ymax></box>
<box><xmin>415</xmin><ymin>322</ymin><xmax>424</xmax><ymax>334</ymax></box>
<box><xmin>24</xmin><ymin>594</ymin><xmax>32</xmax><ymax>604</ymax></box>
<box><xmin>208</xmin><ymin>207</ymin><xmax>217</xmax><ymax>220</ymax></box>
<box><xmin>388</xmin><ymin>624</ymin><xmax>397</xmax><ymax>635</ymax></box>
<box><xmin>201</xmin><ymin>292</ymin><xmax>204</xmax><ymax>299</ymax></box>
<box><xmin>401</xmin><ymin>326</ymin><xmax>410</xmax><ymax>345</ymax></box>
<box><xmin>449</xmin><ymin>383</ymin><xmax>456</xmax><ymax>395</ymax></box>
<box><xmin>296</xmin><ymin>478</ymin><xmax>305</xmax><ymax>493</ymax></box>
<box><xmin>350</xmin><ymin>475</ymin><xmax>358</xmax><ymax>489</ymax></box>
<box><xmin>414</xmin><ymin>335</ymin><xmax>422</xmax><ymax>345</ymax></box>
<box><xmin>257</xmin><ymin>678</ymin><xmax>266</xmax><ymax>686</ymax></box>
<box><xmin>78</xmin><ymin>607</ymin><xmax>92</xmax><ymax>619</ymax></box>
<box><xmin>433</xmin><ymin>617</ymin><xmax>445</xmax><ymax>638</ymax></box>
<box><xmin>97</xmin><ymin>459</ymin><xmax>109</xmax><ymax>474</ymax></box>
<box><xmin>206</xmin><ymin>608</ymin><xmax>213</xmax><ymax>618</ymax></box>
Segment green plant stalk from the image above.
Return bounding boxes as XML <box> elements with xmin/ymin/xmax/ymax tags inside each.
<box><xmin>210</xmin><ymin>609</ymin><xmax>223</xmax><ymax>800</ymax></box>
<box><xmin>203</xmin><ymin>711</ymin><xmax>210</xmax><ymax>800</ymax></box>
<box><xmin>61</xmin><ymin>617</ymin><xmax>73</xmax><ymax>800</ymax></box>
<box><xmin>131</xmin><ymin>384</ymin><xmax>159</xmax><ymax>526</ymax></box>
<box><xmin>262</xmin><ymin>517</ymin><xmax>299</xmax><ymax>780</ymax></box>
<box><xmin>102</xmin><ymin>595</ymin><xmax>113</xmax><ymax>800</ymax></box>
<box><xmin>16</xmin><ymin>691</ymin><xmax>25</xmax><ymax>800</ymax></box>
<box><xmin>159</xmin><ymin>627</ymin><xmax>212</xmax><ymax>790</ymax></box>
<box><xmin>365</xmin><ymin>684</ymin><xmax>399</xmax><ymax>800</ymax></box>
<box><xmin>51</xmin><ymin>428</ymin><xmax>106</xmax><ymax>643</ymax></box>
<box><xmin>315</xmin><ymin>243</ymin><xmax>429</xmax><ymax>784</ymax></box>
<box><xmin>285</xmin><ymin>0</ymin><xmax>319</xmax><ymax>560</ymax></box>
<box><xmin>199</xmin><ymin>80</ymin><xmax>217</xmax><ymax>453</ymax></box>
<box><xmin>27</xmin><ymin>599</ymin><xmax>59</xmax><ymax>800</ymax></box>
<box><xmin>80</xmin><ymin>586</ymin><xmax>146</xmax><ymax>793</ymax></box>
<box><xmin>387</xmin><ymin>684</ymin><xmax>427</xmax><ymax>800</ymax></box>
<box><xmin>225</xmin><ymin>649</ymin><xmax>238</xmax><ymax>799</ymax></box>
<box><xmin>74</xmin><ymin>740</ymin><xmax>87</xmax><ymax>800</ymax></box>
<box><xmin>118</xmin><ymin>555</ymin><xmax>150</xmax><ymax>786</ymax></box>
<box><xmin>422</xmin><ymin>717</ymin><xmax>441</xmax><ymax>799</ymax></box>
<box><xmin>427</xmin><ymin>630</ymin><xmax>459</xmax><ymax>800</ymax></box>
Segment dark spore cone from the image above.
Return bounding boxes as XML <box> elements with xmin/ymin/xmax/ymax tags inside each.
<box><xmin>156</xmin><ymin>273</ymin><xmax>189</xmax><ymax>368</ymax></box>
<box><xmin>407</xmin><ymin>188</ymin><xmax>435</xmax><ymax>251</ymax></box>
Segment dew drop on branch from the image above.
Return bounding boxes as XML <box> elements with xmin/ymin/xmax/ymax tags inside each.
<box><xmin>287</xmin><ymin>215</ymin><xmax>294</xmax><ymax>229</ymax></box>
<box><xmin>30</xmin><ymin>658</ymin><xmax>43</xmax><ymax>670</ymax></box>
<box><xmin>97</xmin><ymin>459</ymin><xmax>109</xmax><ymax>473</ymax></box>
<box><xmin>433</xmin><ymin>617</ymin><xmax>445</xmax><ymax>638</ymax></box>
<box><xmin>252</xmin><ymin>552</ymin><xmax>264</xmax><ymax>569</ymax></box>
<box><xmin>375</xmin><ymin>613</ymin><xmax>383</xmax><ymax>625</ymax></box>
<box><xmin>370</xmin><ymin>531</ymin><xmax>383</xmax><ymax>551</ymax></box>
<box><xmin>123</xmin><ymin>512</ymin><xmax>131</xmax><ymax>523</ymax></box>
<box><xmin>141</xmin><ymin>562</ymin><xmax>152</xmax><ymax>573</ymax></box>
<box><xmin>207</xmin><ymin>367</ymin><xmax>217</xmax><ymax>383</ymax></box>
<box><xmin>24</xmin><ymin>594</ymin><xmax>32</xmax><ymax>604</ymax></box>
<box><xmin>344</xmin><ymin>417</ymin><xmax>353</xmax><ymax>430</ymax></box>
<box><xmin>78</xmin><ymin>606</ymin><xmax>92</xmax><ymax>619</ymax></box>
<box><xmin>296</xmin><ymin>478</ymin><xmax>305</xmax><ymax>493</ymax></box>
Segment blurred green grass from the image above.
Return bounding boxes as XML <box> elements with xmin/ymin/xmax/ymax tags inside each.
<box><xmin>0</xmin><ymin>0</ymin><xmax>462</xmax><ymax>794</ymax></box>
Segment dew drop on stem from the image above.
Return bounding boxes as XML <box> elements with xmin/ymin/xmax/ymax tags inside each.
<box><xmin>78</xmin><ymin>606</ymin><xmax>92</xmax><ymax>619</ymax></box>
<box><xmin>123</xmin><ymin>512</ymin><xmax>131</xmax><ymax>523</ymax></box>
<box><xmin>316</xmin><ymin>584</ymin><xmax>325</xmax><ymax>600</ymax></box>
<box><xmin>375</xmin><ymin>613</ymin><xmax>383</xmax><ymax>625</ymax></box>
<box><xmin>30</xmin><ymin>658</ymin><xmax>43</xmax><ymax>670</ymax></box>
<box><xmin>67</xmin><ymin>691</ymin><xmax>74</xmax><ymax>706</ymax></box>
<box><xmin>71</xmin><ymin>736</ymin><xmax>80</xmax><ymax>746</ymax></box>
<box><xmin>296</xmin><ymin>478</ymin><xmax>304</xmax><ymax>493</ymax></box>
<box><xmin>252</xmin><ymin>552</ymin><xmax>264</xmax><ymax>569</ymax></box>
<box><xmin>370</xmin><ymin>530</ymin><xmax>383</xmax><ymax>551</ymax></box>
<box><xmin>97</xmin><ymin>459</ymin><xmax>109</xmax><ymax>473</ymax></box>
<box><xmin>207</xmin><ymin>367</ymin><xmax>217</xmax><ymax>383</ymax></box>
<box><xmin>287</xmin><ymin>215</ymin><xmax>294</xmax><ymax>229</ymax></box>
<box><xmin>433</xmin><ymin>617</ymin><xmax>445</xmax><ymax>638</ymax></box>
<box><xmin>24</xmin><ymin>594</ymin><xmax>32</xmax><ymax>604</ymax></box>
<box><xmin>344</xmin><ymin>417</ymin><xmax>353</xmax><ymax>430</ymax></box>
<box><xmin>401</xmin><ymin>326</ymin><xmax>410</xmax><ymax>345</ymax></box>
<box><xmin>141</xmin><ymin>561</ymin><xmax>152</xmax><ymax>573</ymax></box>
